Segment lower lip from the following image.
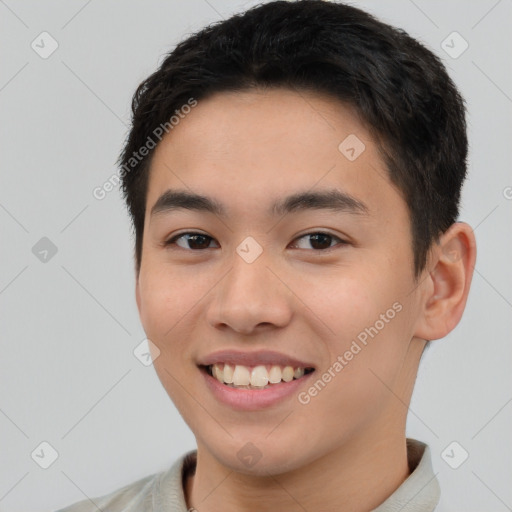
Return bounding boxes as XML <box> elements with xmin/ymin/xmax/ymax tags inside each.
<box><xmin>201</xmin><ymin>367</ymin><xmax>315</xmax><ymax>411</ymax></box>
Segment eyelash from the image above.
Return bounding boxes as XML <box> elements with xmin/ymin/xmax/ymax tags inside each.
<box><xmin>163</xmin><ymin>231</ymin><xmax>348</xmax><ymax>252</ymax></box>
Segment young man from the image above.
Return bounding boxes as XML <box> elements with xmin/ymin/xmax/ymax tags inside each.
<box><xmin>58</xmin><ymin>1</ymin><xmax>476</xmax><ymax>510</ymax></box>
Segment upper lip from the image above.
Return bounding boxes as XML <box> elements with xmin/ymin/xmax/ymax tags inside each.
<box><xmin>197</xmin><ymin>350</ymin><xmax>315</xmax><ymax>369</ymax></box>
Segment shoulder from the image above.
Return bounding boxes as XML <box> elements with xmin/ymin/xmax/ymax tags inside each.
<box><xmin>54</xmin><ymin>471</ymin><xmax>161</xmax><ymax>512</ymax></box>
<box><xmin>55</xmin><ymin>451</ymin><xmax>196</xmax><ymax>512</ymax></box>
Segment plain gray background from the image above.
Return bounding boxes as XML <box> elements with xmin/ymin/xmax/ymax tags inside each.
<box><xmin>1</xmin><ymin>0</ymin><xmax>511</xmax><ymax>510</ymax></box>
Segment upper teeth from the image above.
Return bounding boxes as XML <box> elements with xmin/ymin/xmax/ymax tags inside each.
<box><xmin>210</xmin><ymin>363</ymin><xmax>307</xmax><ymax>388</ymax></box>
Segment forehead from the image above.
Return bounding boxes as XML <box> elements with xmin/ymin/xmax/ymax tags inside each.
<box><xmin>145</xmin><ymin>88</ymin><xmax>405</xmax><ymax>223</ymax></box>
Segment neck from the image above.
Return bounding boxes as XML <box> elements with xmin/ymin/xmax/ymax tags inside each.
<box><xmin>186</xmin><ymin>425</ymin><xmax>410</xmax><ymax>512</ymax></box>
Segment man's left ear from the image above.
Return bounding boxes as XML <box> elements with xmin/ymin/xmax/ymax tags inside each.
<box><xmin>414</xmin><ymin>222</ymin><xmax>477</xmax><ymax>341</ymax></box>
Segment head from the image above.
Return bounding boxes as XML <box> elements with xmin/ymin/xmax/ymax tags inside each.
<box><xmin>121</xmin><ymin>0</ymin><xmax>476</xmax><ymax>474</ymax></box>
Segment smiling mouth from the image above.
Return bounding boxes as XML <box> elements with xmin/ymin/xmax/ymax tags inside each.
<box><xmin>202</xmin><ymin>363</ymin><xmax>315</xmax><ymax>390</ymax></box>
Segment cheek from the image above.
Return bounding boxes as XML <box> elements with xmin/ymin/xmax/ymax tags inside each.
<box><xmin>298</xmin><ymin>307</ymin><xmax>412</xmax><ymax>441</ymax></box>
<box><xmin>303</xmin><ymin>270</ymin><xmax>387</xmax><ymax>341</ymax></box>
<box><xmin>306</xmin><ymin>268</ymin><xmax>412</xmax><ymax>376</ymax></box>
<box><xmin>138</xmin><ymin>268</ymin><xmax>200</xmax><ymax>411</ymax></box>
<box><xmin>139</xmin><ymin>260</ymin><xmax>198</xmax><ymax>318</ymax></box>
<box><xmin>137</xmin><ymin>266</ymin><xmax>199</xmax><ymax>354</ymax></box>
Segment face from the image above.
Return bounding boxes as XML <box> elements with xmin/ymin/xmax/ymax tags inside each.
<box><xmin>136</xmin><ymin>88</ymin><xmax>427</xmax><ymax>475</ymax></box>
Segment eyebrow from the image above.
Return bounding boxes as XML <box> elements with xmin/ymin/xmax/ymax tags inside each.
<box><xmin>150</xmin><ymin>188</ymin><xmax>369</xmax><ymax>219</ymax></box>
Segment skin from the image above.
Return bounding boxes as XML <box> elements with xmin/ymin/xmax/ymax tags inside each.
<box><xmin>135</xmin><ymin>88</ymin><xmax>476</xmax><ymax>512</ymax></box>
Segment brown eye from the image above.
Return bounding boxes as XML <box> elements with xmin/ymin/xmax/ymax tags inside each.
<box><xmin>165</xmin><ymin>233</ymin><xmax>217</xmax><ymax>250</ymax></box>
<box><xmin>292</xmin><ymin>232</ymin><xmax>346</xmax><ymax>251</ymax></box>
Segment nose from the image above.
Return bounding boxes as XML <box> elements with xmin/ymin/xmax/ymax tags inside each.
<box><xmin>206</xmin><ymin>249</ymin><xmax>293</xmax><ymax>335</ymax></box>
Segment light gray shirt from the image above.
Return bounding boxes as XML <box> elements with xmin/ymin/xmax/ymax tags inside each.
<box><xmin>56</xmin><ymin>439</ymin><xmax>441</xmax><ymax>511</ymax></box>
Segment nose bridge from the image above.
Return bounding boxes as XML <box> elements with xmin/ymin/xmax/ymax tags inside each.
<box><xmin>206</xmin><ymin>243</ymin><xmax>292</xmax><ymax>333</ymax></box>
<box><xmin>229</xmin><ymin>248</ymin><xmax>271</xmax><ymax>299</ymax></box>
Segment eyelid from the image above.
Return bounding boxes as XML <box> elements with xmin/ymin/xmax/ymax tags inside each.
<box><xmin>164</xmin><ymin>231</ymin><xmax>218</xmax><ymax>249</ymax></box>
<box><xmin>289</xmin><ymin>231</ymin><xmax>348</xmax><ymax>251</ymax></box>
<box><xmin>164</xmin><ymin>230</ymin><xmax>349</xmax><ymax>251</ymax></box>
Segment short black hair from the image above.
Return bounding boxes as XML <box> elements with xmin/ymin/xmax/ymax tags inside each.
<box><xmin>119</xmin><ymin>0</ymin><xmax>468</xmax><ymax>278</ymax></box>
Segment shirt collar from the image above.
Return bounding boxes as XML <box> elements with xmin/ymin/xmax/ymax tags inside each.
<box><xmin>372</xmin><ymin>439</ymin><xmax>440</xmax><ymax>512</ymax></box>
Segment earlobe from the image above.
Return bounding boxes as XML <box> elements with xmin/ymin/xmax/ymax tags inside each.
<box><xmin>414</xmin><ymin>222</ymin><xmax>477</xmax><ymax>341</ymax></box>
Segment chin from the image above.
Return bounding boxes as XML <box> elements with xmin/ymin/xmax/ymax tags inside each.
<box><xmin>201</xmin><ymin>435</ymin><xmax>316</xmax><ymax>477</ymax></box>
